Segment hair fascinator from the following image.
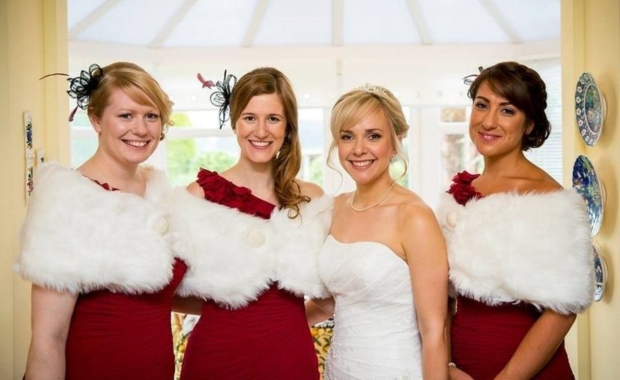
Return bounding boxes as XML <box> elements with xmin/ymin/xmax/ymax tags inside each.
<box><xmin>463</xmin><ymin>66</ymin><xmax>484</xmax><ymax>86</ymax></box>
<box><xmin>40</xmin><ymin>63</ymin><xmax>104</xmax><ymax>122</ymax></box>
<box><xmin>198</xmin><ymin>70</ymin><xmax>237</xmax><ymax>129</ymax></box>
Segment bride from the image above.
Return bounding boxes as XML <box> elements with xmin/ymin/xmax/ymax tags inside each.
<box><xmin>306</xmin><ymin>84</ymin><xmax>449</xmax><ymax>379</ymax></box>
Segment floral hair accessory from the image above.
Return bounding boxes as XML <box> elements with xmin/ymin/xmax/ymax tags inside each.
<box><xmin>66</xmin><ymin>64</ymin><xmax>104</xmax><ymax>121</ymax></box>
<box><xmin>39</xmin><ymin>63</ymin><xmax>103</xmax><ymax>122</ymax></box>
<box><xmin>463</xmin><ymin>66</ymin><xmax>484</xmax><ymax>86</ymax></box>
<box><xmin>354</xmin><ymin>83</ymin><xmax>387</xmax><ymax>95</ymax></box>
<box><xmin>197</xmin><ymin>70</ymin><xmax>237</xmax><ymax>129</ymax></box>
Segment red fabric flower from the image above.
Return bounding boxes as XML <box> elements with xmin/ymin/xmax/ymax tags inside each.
<box><xmin>196</xmin><ymin>169</ymin><xmax>274</xmax><ymax>219</ymax></box>
<box><xmin>447</xmin><ymin>171</ymin><xmax>482</xmax><ymax>206</ymax></box>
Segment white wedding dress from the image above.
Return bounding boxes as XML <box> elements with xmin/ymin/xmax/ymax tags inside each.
<box><xmin>319</xmin><ymin>235</ymin><xmax>422</xmax><ymax>380</ymax></box>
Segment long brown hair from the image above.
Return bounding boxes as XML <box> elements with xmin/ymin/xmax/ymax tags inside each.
<box><xmin>230</xmin><ymin>67</ymin><xmax>309</xmax><ymax>218</ymax></box>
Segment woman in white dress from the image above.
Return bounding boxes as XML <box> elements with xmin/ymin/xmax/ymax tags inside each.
<box><xmin>306</xmin><ymin>85</ymin><xmax>450</xmax><ymax>379</ymax></box>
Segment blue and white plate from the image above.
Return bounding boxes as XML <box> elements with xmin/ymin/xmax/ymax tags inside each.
<box><xmin>592</xmin><ymin>244</ymin><xmax>607</xmax><ymax>302</ymax></box>
<box><xmin>572</xmin><ymin>155</ymin><xmax>604</xmax><ymax>237</ymax></box>
<box><xmin>575</xmin><ymin>73</ymin><xmax>606</xmax><ymax>146</ymax></box>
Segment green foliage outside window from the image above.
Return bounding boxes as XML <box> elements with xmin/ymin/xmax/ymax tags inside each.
<box><xmin>166</xmin><ymin>113</ymin><xmax>237</xmax><ymax>186</ymax></box>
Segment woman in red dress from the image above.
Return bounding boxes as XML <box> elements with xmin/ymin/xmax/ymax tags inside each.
<box><xmin>437</xmin><ymin>62</ymin><xmax>594</xmax><ymax>380</ymax></box>
<box><xmin>16</xmin><ymin>62</ymin><xmax>187</xmax><ymax>380</ymax></box>
<box><xmin>170</xmin><ymin>67</ymin><xmax>331</xmax><ymax>380</ymax></box>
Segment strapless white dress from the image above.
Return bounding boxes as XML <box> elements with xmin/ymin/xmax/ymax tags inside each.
<box><xmin>319</xmin><ymin>235</ymin><xmax>422</xmax><ymax>380</ymax></box>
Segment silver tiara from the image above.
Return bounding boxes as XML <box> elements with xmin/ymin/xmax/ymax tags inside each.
<box><xmin>354</xmin><ymin>83</ymin><xmax>387</xmax><ymax>95</ymax></box>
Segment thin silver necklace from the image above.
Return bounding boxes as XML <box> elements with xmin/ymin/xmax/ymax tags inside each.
<box><xmin>350</xmin><ymin>182</ymin><xmax>396</xmax><ymax>212</ymax></box>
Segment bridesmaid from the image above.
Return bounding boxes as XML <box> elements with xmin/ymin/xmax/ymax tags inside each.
<box><xmin>16</xmin><ymin>62</ymin><xmax>187</xmax><ymax>379</ymax></box>
<box><xmin>438</xmin><ymin>61</ymin><xmax>593</xmax><ymax>379</ymax></box>
<box><xmin>170</xmin><ymin>67</ymin><xmax>332</xmax><ymax>380</ymax></box>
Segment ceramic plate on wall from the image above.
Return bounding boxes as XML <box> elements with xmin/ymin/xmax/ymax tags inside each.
<box><xmin>592</xmin><ymin>244</ymin><xmax>607</xmax><ymax>302</ymax></box>
<box><xmin>572</xmin><ymin>155</ymin><xmax>604</xmax><ymax>236</ymax></box>
<box><xmin>575</xmin><ymin>73</ymin><xmax>606</xmax><ymax>146</ymax></box>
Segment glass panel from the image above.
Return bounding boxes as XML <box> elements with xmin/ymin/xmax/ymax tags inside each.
<box><xmin>390</xmin><ymin>139</ymin><xmax>409</xmax><ymax>188</ymax></box>
<box><xmin>440</xmin><ymin>107</ymin><xmax>467</xmax><ymax>123</ymax></box>
<box><xmin>71</xmin><ymin>130</ymin><xmax>98</xmax><ymax>168</ymax></box>
<box><xmin>166</xmin><ymin>137</ymin><xmax>239</xmax><ymax>186</ymax></box>
<box><xmin>440</xmin><ymin>133</ymin><xmax>482</xmax><ymax>190</ymax></box>
<box><xmin>173</xmin><ymin>110</ymin><xmax>222</xmax><ymax>129</ymax></box>
<box><xmin>299</xmin><ymin>108</ymin><xmax>324</xmax><ymax>186</ymax></box>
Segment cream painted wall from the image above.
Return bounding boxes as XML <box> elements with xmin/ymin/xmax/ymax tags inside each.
<box><xmin>562</xmin><ymin>0</ymin><xmax>620</xmax><ymax>379</ymax></box>
<box><xmin>1</xmin><ymin>0</ymin><xmax>68</xmax><ymax>379</ymax></box>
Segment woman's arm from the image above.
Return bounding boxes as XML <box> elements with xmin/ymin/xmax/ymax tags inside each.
<box><xmin>494</xmin><ymin>310</ymin><xmax>576</xmax><ymax>380</ymax></box>
<box><xmin>403</xmin><ymin>205</ymin><xmax>450</xmax><ymax>379</ymax></box>
<box><xmin>305</xmin><ymin>297</ymin><xmax>335</xmax><ymax>327</ymax></box>
<box><xmin>24</xmin><ymin>285</ymin><xmax>77</xmax><ymax>380</ymax></box>
<box><xmin>446</xmin><ymin>299</ymin><xmax>474</xmax><ymax>380</ymax></box>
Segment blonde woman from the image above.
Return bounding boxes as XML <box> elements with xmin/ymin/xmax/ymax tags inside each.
<box><xmin>307</xmin><ymin>85</ymin><xmax>450</xmax><ymax>379</ymax></box>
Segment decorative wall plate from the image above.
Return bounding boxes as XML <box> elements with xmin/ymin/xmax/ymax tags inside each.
<box><xmin>572</xmin><ymin>155</ymin><xmax>604</xmax><ymax>237</ymax></box>
<box><xmin>592</xmin><ymin>244</ymin><xmax>607</xmax><ymax>302</ymax></box>
<box><xmin>575</xmin><ymin>72</ymin><xmax>606</xmax><ymax>146</ymax></box>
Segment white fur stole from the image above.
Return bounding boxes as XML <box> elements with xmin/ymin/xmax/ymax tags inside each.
<box><xmin>436</xmin><ymin>190</ymin><xmax>593</xmax><ymax>314</ymax></box>
<box><xmin>14</xmin><ymin>163</ymin><xmax>178</xmax><ymax>294</ymax></box>
<box><xmin>169</xmin><ymin>188</ymin><xmax>332</xmax><ymax>309</ymax></box>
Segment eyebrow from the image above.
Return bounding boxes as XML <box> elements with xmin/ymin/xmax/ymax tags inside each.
<box><xmin>241</xmin><ymin>112</ymin><xmax>284</xmax><ymax>117</ymax></box>
<box><xmin>475</xmin><ymin>95</ymin><xmax>513</xmax><ymax>107</ymax></box>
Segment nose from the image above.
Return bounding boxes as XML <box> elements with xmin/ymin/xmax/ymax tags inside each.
<box><xmin>132</xmin><ymin>118</ymin><xmax>148</xmax><ymax>136</ymax></box>
<box><xmin>254</xmin><ymin>119</ymin><xmax>269</xmax><ymax>138</ymax></box>
<box><xmin>353</xmin><ymin>138</ymin><xmax>366</xmax><ymax>155</ymax></box>
<box><xmin>481</xmin><ymin>109</ymin><xmax>498</xmax><ymax>129</ymax></box>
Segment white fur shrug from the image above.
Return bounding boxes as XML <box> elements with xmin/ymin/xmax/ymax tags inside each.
<box><xmin>436</xmin><ymin>190</ymin><xmax>593</xmax><ymax>314</ymax></box>
<box><xmin>168</xmin><ymin>187</ymin><xmax>333</xmax><ymax>309</ymax></box>
<box><xmin>14</xmin><ymin>163</ymin><xmax>180</xmax><ymax>294</ymax></box>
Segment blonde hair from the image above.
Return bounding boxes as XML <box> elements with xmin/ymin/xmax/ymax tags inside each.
<box><xmin>230</xmin><ymin>67</ymin><xmax>309</xmax><ymax>218</ymax></box>
<box><xmin>328</xmin><ymin>85</ymin><xmax>409</xmax><ymax>180</ymax></box>
<box><xmin>87</xmin><ymin>62</ymin><xmax>174</xmax><ymax>137</ymax></box>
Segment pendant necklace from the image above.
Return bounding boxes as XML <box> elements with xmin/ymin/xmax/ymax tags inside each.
<box><xmin>350</xmin><ymin>182</ymin><xmax>395</xmax><ymax>212</ymax></box>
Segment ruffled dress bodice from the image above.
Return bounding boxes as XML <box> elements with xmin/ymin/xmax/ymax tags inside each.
<box><xmin>319</xmin><ymin>236</ymin><xmax>422</xmax><ymax>380</ymax></box>
<box><xmin>178</xmin><ymin>169</ymin><xmax>322</xmax><ymax>380</ymax></box>
<box><xmin>441</xmin><ymin>171</ymin><xmax>586</xmax><ymax>380</ymax></box>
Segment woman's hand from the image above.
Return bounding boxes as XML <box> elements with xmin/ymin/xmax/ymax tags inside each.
<box><xmin>449</xmin><ymin>366</ymin><xmax>474</xmax><ymax>380</ymax></box>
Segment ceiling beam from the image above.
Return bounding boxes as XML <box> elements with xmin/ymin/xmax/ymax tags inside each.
<box><xmin>478</xmin><ymin>0</ymin><xmax>521</xmax><ymax>43</ymax></box>
<box><xmin>332</xmin><ymin>0</ymin><xmax>344</xmax><ymax>46</ymax></box>
<box><xmin>68</xmin><ymin>0</ymin><xmax>122</xmax><ymax>40</ymax></box>
<box><xmin>243</xmin><ymin>0</ymin><xmax>270</xmax><ymax>47</ymax></box>
<box><xmin>150</xmin><ymin>0</ymin><xmax>198</xmax><ymax>48</ymax></box>
<box><xmin>405</xmin><ymin>0</ymin><xmax>432</xmax><ymax>44</ymax></box>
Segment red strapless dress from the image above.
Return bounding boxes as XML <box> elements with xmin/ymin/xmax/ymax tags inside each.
<box><xmin>179</xmin><ymin>169</ymin><xmax>319</xmax><ymax>380</ymax></box>
<box><xmin>448</xmin><ymin>171</ymin><xmax>574</xmax><ymax>380</ymax></box>
<box><xmin>63</xmin><ymin>180</ymin><xmax>188</xmax><ymax>380</ymax></box>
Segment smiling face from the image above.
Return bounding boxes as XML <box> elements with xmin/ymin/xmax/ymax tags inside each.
<box><xmin>90</xmin><ymin>87</ymin><xmax>162</xmax><ymax>167</ymax></box>
<box><xmin>337</xmin><ymin>108</ymin><xmax>395</xmax><ymax>186</ymax></box>
<box><xmin>234</xmin><ymin>93</ymin><xmax>287</xmax><ymax>167</ymax></box>
<box><xmin>469</xmin><ymin>81</ymin><xmax>533</xmax><ymax>160</ymax></box>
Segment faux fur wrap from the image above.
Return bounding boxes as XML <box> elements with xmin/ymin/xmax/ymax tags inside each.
<box><xmin>436</xmin><ymin>190</ymin><xmax>593</xmax><ymax>314</ymax></box>
<box><xmin>14</xmin><ymin>162</ymin><xmax>179</xmax><ymax>294</ymax></box>
<box><xmin>168</xmin><ymin>187</ymin><xmax>332</xmax><ymax>309</ymax></box>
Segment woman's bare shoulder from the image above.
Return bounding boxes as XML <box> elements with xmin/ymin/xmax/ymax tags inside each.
<box><xmin>296</xmin><ymin>179</ymin><xmax>325</xmax><ymax>199</ymax></box>
<box><xmin>391</xmin><ymin>187</ymin><xmax>436</xmax><ymax>222</ymax></box>
<box><xmin>520</xmin><ymin>167</ymin><xmax>563</xmax><ymax>194</ymax></box>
